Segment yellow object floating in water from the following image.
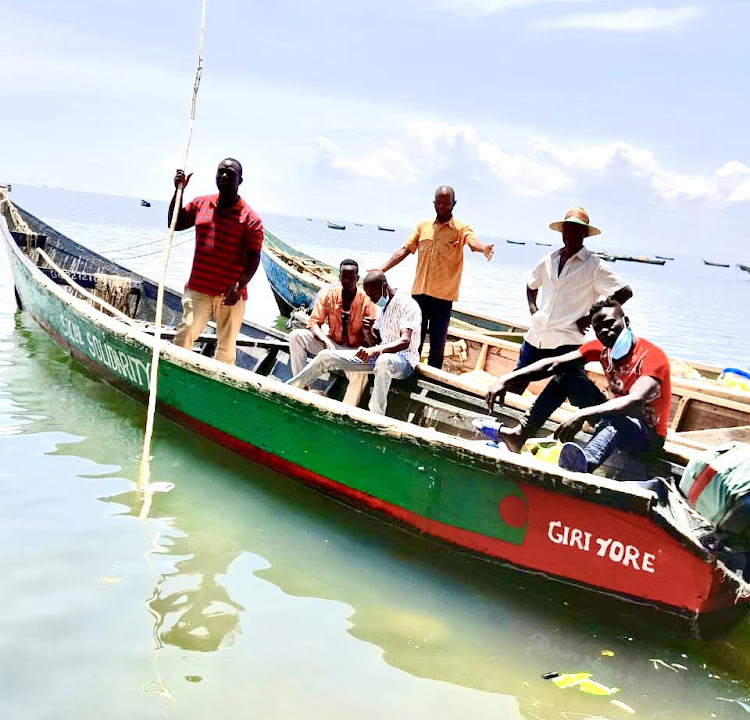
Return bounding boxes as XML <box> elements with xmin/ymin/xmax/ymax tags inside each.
<box><xmin>548</xmin><ymin>672</ymin><xmax>621</xmax><ymax>696</ymax></box>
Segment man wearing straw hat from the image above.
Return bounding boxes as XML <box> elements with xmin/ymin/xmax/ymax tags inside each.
<box><xmin>168</xmin><ymin>159</ymin><xmax>264</xmax><ymax>364</ymax></box>
<box><xmin>486</xmin><ymin>207</ymin><xmax>632</xmax><ymax>451</ymax></box>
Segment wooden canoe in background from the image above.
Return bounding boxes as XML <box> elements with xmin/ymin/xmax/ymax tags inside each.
<box><xmin>3</xmin><ymin>195</ymin><xmax>749</xmax><ymax>636</ymax></box>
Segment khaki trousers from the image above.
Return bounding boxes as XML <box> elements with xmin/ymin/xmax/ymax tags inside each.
<box><xmin>288</xmin><ymin>328</ymin><xmax>369</xmax><ymax>406</ymax></box>
<box><xmin>174</xmin><ymin>288</ymin><xmax>245</xmax><ymax>365</ymax></box>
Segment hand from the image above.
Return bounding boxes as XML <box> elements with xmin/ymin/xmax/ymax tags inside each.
<box><xmin>483</xmin><ymin>244</ymin><xmax>495</xmax><ymax>261</ymax></box>
<box><xmin>362</xmin><ymin>317</ymin><xmax>375</xmax><ymax>331</ymax></box>
<box><xmin>575</xmin><ymin>315</ymin><xmax>591</xmax><ymax>334</ymax></box>
<box><xmin>485</xmin><ymin>378</ymin><xmax>507</xmax><ymax>412</ymax></box>
<box><xmin>174</xmin><ymin>169</ymin><xmax>193</xmax><ymax>189</ymax></box>
<box><xmin>323</xmin><ymin>337</ymin><xmax>336</xmax><ymax>351</ymax></box>
<box><xmin>554</xmin><ymin>413</ymin><xmax>586</xmax><ymax>443</ymax></box>
<box><xmin>356</xmin><ymin>345</ymin><xmax>379</xmax><ymax>362</ymax></box>
<box><xmin>222</xmin><ymin>282</ymin><xmax>242</xmax><ymax>306</ymax></box>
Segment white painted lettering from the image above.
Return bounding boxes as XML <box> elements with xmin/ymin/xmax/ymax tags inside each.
<box><xmin>609</xmin><ymin>540</ymin><xmax>625</xmax><ymax>563</ymax></box>
<box><xmin>596</xmin><ymin>537</ymin><xmax>613</xmax><ymax>557</ymax></box>
<box><xmin>548</xmin><ymin>521</ymin><xmax>564</xmax><ymax>544</ymax></box>
<box><xmin>642</xmin><ymin>552</ymin><xmax>655</xmax><ymax>574</ymax></box>
<box><xmin>622</xmin><ymin>545</ymin><xmax>641</xmax><ymax>570</ymax></box>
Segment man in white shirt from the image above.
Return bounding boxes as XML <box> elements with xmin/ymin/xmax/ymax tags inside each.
<box><xmin>486</xmin><ymin>207</ymin><xmax>632</xmax><ymax>450</ymax></box>
<box><xmin>286</xmin><ymin>270</ymin><xmax>422</xmax><ymax>415</ymax></box>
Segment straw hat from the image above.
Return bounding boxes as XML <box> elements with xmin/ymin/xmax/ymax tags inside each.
<box><xmin>549</xmin><ymin>207</ymin><xmax>601</xmax><ymax>237</ymax></box>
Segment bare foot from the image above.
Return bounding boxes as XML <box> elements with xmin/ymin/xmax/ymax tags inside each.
<box><xmin>498</xmin><ymin>424</ymin><xmax>525</xmax><ymax>453</ymax></box>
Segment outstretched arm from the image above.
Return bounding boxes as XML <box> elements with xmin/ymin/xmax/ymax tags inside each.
<box><xmin>380</xmin><ymin>246</ymin><xmax>410</xmax><ymax>273</ymax></box>
<box><xmin>611</xmin><ymin>285</ymin><xmax>633</xmax><ymax>305</ymax></box>
<box><xmin>485</xmin><ymin>349</ymin><xmax>584</xmax><ymax>411</ymax></box>
<box><xmin>466</xmin><ymin>234</ymin><xmax>494</xmax><ymax>261</ymax></box>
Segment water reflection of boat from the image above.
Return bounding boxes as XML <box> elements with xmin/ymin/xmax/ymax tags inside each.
<box><xmin>3</xmin><ymin>195</ymin><xmax>749</xmax><ymax>636</ymax></box>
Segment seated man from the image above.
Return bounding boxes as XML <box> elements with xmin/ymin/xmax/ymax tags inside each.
<box><xmin>485</xmin><ymin>299</ymin><xmax>671</xmax><ymax>473</ymax></box>
<box><xmin>288</xmin><ymin>258</ymin><xmax>376</xmax><ymax>404</ymax></box>
<box><xmin>287</xmin><ymin>270</ymin><xmax>422</xmax><ymax>415</ymax></box>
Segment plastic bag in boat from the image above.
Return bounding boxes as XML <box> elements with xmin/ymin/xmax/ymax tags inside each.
<box><xmin>680</xmin><ymin>442</ymin><xmax>750</xmax><ymax>534</ymax></box>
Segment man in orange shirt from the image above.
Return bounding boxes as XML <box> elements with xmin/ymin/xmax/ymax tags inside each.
<box><xmin>380</xmin><ymin>186</ymin><xmax>494</xmax><ymax>368</ymax></box>
<box><xmin>288</xmin><ymin>258</ymin><xmax>376</xmax><ymax>403</ymax></box>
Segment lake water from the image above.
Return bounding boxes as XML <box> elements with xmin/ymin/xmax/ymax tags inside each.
<box><xmin>1</xmin><ymin>185</ymin><xmax>749</xmax><ymax>719</ymax></box>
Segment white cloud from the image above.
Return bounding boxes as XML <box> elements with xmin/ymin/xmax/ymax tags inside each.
<box><xmin>533</xmin><ymin>5</ymin><xmax>705</xmax><ymax>32</ymax></box>
<box><xmin>436</xmin><ymin>0</ymin><xmax>594</xmax><ymax>18</ymax></box>
<box><xmin>313</xmin><ymin>136</ymin><xmax>416</xmax><ymax>180</ymax></box>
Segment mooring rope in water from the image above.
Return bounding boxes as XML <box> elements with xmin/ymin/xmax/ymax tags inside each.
<box><xmin>138</xmin><ymin>0</ymin><xmax>208</xmax><ymax>490</ymax></box>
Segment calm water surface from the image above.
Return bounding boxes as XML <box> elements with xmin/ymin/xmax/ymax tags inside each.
<box><xmin>1</xmin><ymin>186</ymin><xmax>749</xmax><ymax>719</ymax></box>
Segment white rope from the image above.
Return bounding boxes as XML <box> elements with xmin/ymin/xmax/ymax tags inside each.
<box><xmin>138</xmin><ymin>0</ymin><xmax>208</xmax><ymax>489</ymax></box>
<box><xmin>716</xmin><ymin>559</ymin><xmax>750</xmax><ymax>601</ymax></box>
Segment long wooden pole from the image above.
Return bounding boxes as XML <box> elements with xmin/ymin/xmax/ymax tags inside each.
<box><xmin>138</xmin><ymin>0</ymin><xmax>208</xmax><ymax>489</ymax></box>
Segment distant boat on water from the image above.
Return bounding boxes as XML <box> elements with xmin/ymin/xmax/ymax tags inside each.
<box><xmin>305</xmin><ymin>216</ymin><xmax>312</xmax><ymax>221</ymax></box>
<box><xmin>326</xmin><ymin>220</ymin><xmax>346</xmax><ymax>231</ymax></box>
<box><xmin>377</xmin><ymin>225</ymin><xmax>395</xmax><ymax>232</ymax></box>
<box><xmin>738</xmin><ymin>264</ymin><xmax>750</xmax><ymax>275</ymax></box>
<box><xmin>704</xmin><ymin>260</ymin><xmax>730</xmax><ymax>268</ymax></box>
<box><xmin>140</xmin><ymin>199</ymin><xmax>151</xmax><ymax>208</ymax></box>
<box><xmin>354</xmin><ymin>222</ymin><xmax>363</xmax><ymax>226</ymax></box>
<box><xmin>594</xmin><ymin>252</ymin><xmax>617</xmax><ymax>262</ymax></box>
<box><xmin>535</xmin><ymin>242</ymin><xmax>552</xmax><ymax>247</ymax></box>
<box><xmin>614</xmin><ymin>255</ymin><xmax>665</xmax><ymax>266</ymax></box>
<box><xmin>655</xmin><ymin>255</ymin><xmax>674</xmax><ymax>261</ymax></box>
<box><xmin>506</xmin><ymin>240</ymin><xmax>525</xmax><ymax>245</ymax></box>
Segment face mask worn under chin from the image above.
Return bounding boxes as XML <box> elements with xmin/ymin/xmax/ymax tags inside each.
<box><xmin>610</xmin><ymin>327</ymin><xmax>633</xmax><ymax>360</ymax></box>
<box><xmin>376</xmin><ymin>288</ymin><xmax>389</xmax><ymax>310</ymax></box>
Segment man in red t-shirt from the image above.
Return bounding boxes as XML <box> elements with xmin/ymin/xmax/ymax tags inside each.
<box><xmin>486</xmin><ymin>299</ymin><xmax>671</xmax><ymax>474</ymax></box>
<box><xmin>169</xmin><ymin>158</ymin><xmax>264</xmax><ymax>364</ymax></box>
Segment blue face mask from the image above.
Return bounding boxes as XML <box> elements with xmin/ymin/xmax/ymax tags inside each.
<box><xmin>376</xmin><ymin>287</ymin><xmax>389</xmax><ymax>310</ymax></box>
<box><xmin>610</xmin><ymin>327</ymin><xmax>633</xmax><ymax>360</ymax></box>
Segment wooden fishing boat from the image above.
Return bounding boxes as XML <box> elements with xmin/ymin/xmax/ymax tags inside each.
<box><xmin>506</xmin><ymin>239</ymin><xmax>525</xmax><ymax>245</ymax></box>
<box><xmin>326</xmin><ymin>220</ymin><xmax>345</xmax><ymax>230</ymax></box>
<box><xmin>2</xmin><ymin>196</ymin><xmax>749</xmax><ymax>636</ymax></box>
<box><xmin>140</xmin><ymin>199</ymin><xmax>151</xmax><ymax>208</ymax></box>
<box><xmin>615</xmin><ymin>255</ymin><xmax>666</xmax><ymax>266</ymax></box>
<box><xmin>428</xmin><ymin>325</ymin><xmax>750</xmax><ymax>450</ymax></box>
<box><xmin>594</xmin><ymin>251</ymin><xmax>617</xmax><ymax>262</ymax></box>
<box><xmin>656</xmin><ymin>255</ymin><xmax>675</xmax><ymax>261</ymax></box>
<box><xmin>354</xmin><ymin>222</ymin><xmax>363</xmax><ymax>226</ymax></box>
<box><xmin>377</xmin><ymin>225</ymin><xmax>395</xmax><ymax>232</ymax></box>
<box><xmin>704</xmin><ymin>260</ymin><xmax>730</xmax><ymax>268</ymax></box>
<box><xmin>535</xmin><ymin>242</ymin><xmax>552</xmax><ymax>247</ymax></box>
<box><xmin>737</xmin><ymin>264</ymin><xmax>750</xmax><ymax>275</ymax></box>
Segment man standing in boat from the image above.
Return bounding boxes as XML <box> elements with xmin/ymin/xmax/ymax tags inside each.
<box><xmin>287</xmin><ymin>271</ymin><xmax>421</xmax><ymax>415</ymax></box>
<box><xmin>487</xmin><ymin>299</ymin><xmax>670</xmax><ymax>473</ymax></box>
<box><xmin>168</xmin><ymin>159</ymin><xmax>264</xmax><ymax>364</ymax></box>
<box><xmin>288</xmin><ymin>258</ymin><xmax>377</xmax><ymax>405</ymax></box>
<box><xmin>379</xmin><ymin>186</ymin><xmax>494</xmax><ymax>369</ymax></box>
<box><xmin>487</xmin><ymin>207</ymin><xmax>632</xmax><ymax>441</ymax></box>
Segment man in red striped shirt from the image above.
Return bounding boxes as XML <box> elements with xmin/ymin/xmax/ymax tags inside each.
<box><xmin>169</xmin><ymin>158</ymin><xmax>264</xmax><ymax>364</ymax></box>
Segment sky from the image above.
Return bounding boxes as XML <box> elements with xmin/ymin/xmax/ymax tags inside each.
<box><xmin>1</xmin><ymin>0</ymin><xmax>748</xmax><ymax>255</ymax></box>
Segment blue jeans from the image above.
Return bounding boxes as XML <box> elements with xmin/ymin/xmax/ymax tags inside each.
<box><xmin>582</xmin><ymin>417</ymin><xmax>664</xmax><ymax>471</ymax></box>
<box><xmin>514</xmin><ymin>342</ymin><xmax>606</xmax><ymax>437</ymax></box>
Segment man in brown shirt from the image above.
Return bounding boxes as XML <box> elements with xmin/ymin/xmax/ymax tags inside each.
<box><xmin>379</xmin><ymin>186</ymin><xmax>494</xmax><ymax>367</ymax></box>
<box><xmin>288</xmin><ymin>258</ymin><xmax>376</xmax><ymax>404</ymax></box>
